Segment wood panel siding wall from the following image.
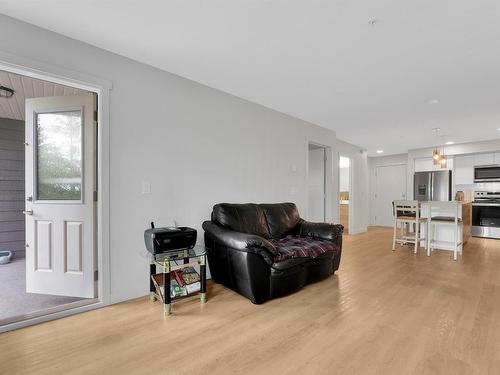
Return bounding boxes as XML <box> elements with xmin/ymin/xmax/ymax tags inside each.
<box><xmin>0</xmin><ymin>117</ymin><xmax>25</xmax><ymax>258</ymax></box>
<box><xmin>0</xmin><ymin>70</ymin><xmax>85</xmax><ymax>121</ymax></box>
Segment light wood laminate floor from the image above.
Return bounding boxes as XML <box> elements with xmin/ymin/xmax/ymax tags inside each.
<box><xmin>2</xmin><ymin>227</ymin><xmax>500</xmax><ymax>375</ymax></box>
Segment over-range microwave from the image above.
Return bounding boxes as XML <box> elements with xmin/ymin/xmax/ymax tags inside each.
<box><xmin>474</xmin><ymin>165</ymin><xmax>500</xmax><ymax>183</ymax></box>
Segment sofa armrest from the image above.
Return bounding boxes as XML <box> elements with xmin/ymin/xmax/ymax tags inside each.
<box><xmin>298</xmin><ymin>220</ymin><xmax>344</xmax><ymax>243</ymax></box>
<box><xmin>202</xmin><ymin>221</ymin><xmax>277</xmax><ymax>263</ymax></box>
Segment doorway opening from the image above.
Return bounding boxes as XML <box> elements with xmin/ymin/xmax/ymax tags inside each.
<box><xmin>0</xmin><ymin>69</ymin><xmax>99</xmax><ymax>326</ymax></box>
<box><xmin>308</xmin><ymin>143</ymin><xmax>327</xmax><ymax>222</ymax></box>
<box><xmin>339</xmin><ymin>156</ymin><xmax>351</xmax><ymax>234</ymax></box>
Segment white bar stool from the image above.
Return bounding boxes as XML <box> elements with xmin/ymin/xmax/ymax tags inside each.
<box><xmin>427</xmin><ymin>201</ymin><xmax>463</xmax><ymax>261</ymax></box>
<box><xmin>392</xmin><ymin>200</ymin><xmax>427</xmax><ymax>254</ymax></box>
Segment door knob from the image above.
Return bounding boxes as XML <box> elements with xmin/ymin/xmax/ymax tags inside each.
<box><xmin>22</xmin><ymin>210</ymin><xmax>33</xmax><ymax>215</ymax></box>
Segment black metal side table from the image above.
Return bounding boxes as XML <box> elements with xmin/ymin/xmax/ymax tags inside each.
<box><xmin>149</xmin><ymin>245</ymin><xmax>207</xmax><ymax>316</ymax></box>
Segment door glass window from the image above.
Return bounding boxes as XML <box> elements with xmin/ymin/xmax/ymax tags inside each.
<box><xmin>36</xmin><ymin>110</ymin><xmax>82</xmax><ymax>200</ymax></box>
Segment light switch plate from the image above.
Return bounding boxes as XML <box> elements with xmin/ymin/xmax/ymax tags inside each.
<box><xmin>141</xmin><ymin>181</ymin><xmax>151</xmax><ymax>194</ymax></box>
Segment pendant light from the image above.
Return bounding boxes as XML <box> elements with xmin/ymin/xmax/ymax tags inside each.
<box><xmin>432</xmin><ymin>148</ymin><xmax>441</xmax><ymax>165</ymax></box>
<box><xmin>431</xmin><ymin>128</ymin><xmax>448</xmax><ymax>169</ymax></box>
<box><xmin>439</xmin><ymin>154</ymin><xmax>447</xmax><ymax>169</ymax></box>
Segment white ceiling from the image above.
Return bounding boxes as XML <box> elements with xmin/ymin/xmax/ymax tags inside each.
<box><xmin>0</xmin><ymin>70</ymin><xmax>86</xmax><ymax>120</ymax></box>
<box><xmin>2</xmin><ymin>1</ymin><xmax>500</xmax><ymax>155</ymax></box>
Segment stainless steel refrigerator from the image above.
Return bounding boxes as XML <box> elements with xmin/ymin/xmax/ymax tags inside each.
<box><xmin>414</xmin><ymin>170</ymin><xmax>452</xmax><ymax>201</ymax></box>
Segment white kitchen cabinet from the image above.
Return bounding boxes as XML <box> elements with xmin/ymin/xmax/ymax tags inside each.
<box><xmin>454</xmin><ymin>155</ymin><xmax>475</xmax><ymax>185</ymax></box>
<box><xmin>414</xmin><ymin>157</ymin><xmax>453</xmax><ymax>172</ymax></box>
<box><xmin>474</xmin><ymin>153</ymin><xmax>494</xmax><ymax>166</ymax></box>
<box><xmin>414</xmin><ymin>158</ymin><xmax>434</xmax><ymax>172</ymax></box>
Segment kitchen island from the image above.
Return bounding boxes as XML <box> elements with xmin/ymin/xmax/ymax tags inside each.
<box><xmin>419</xmin><ymin>201</ymin><xmax>472</xmax><ymax>251</ymax></box>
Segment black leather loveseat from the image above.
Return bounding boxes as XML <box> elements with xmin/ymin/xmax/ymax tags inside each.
<box><xmin>203</xmin><ymin>203</ymin><xmax>343</xmax><ymax>304</ymax></box>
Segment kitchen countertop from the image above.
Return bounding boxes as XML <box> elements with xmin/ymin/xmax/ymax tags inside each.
<box><xmin>419</xmin><ymin>201</ymin><xmax>471</xmax><ymax>205</ymax></box>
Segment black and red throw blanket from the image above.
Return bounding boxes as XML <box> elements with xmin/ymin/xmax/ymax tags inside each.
<box><xmin>270</xmin><ymin>235</ymin><xmax>338</xmax><ymax>262</ymax></box>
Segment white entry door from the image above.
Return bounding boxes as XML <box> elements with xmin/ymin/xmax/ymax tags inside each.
<box><xmin>25</xmin><ymin>93</ymin><xmax>96</xmax><ymax>298</ymax></box>
<box><xmin>375</xmin><ymin>164</ymin><xmax>407</xmax><ymax>227</ymax></box>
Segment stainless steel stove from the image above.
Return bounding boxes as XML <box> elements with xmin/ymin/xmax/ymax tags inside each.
<box><xmin>472</xmin><ymin>191</ymin><xmax>500</xmax><ymax>239</ymax></box>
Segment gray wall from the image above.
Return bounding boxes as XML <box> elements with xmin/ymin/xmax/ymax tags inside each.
<box><xmin>0</xmin><ymin>14</ymin><xmax>342</xmax><ymax>303</ymax></box>
<box><xmin>0</xmin><ymin>117</ymin><xmax>24</xmax><ymax>258</ymax></box>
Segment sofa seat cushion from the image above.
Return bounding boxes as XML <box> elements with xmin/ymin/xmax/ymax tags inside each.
<box><xmin>269</xmin><ymin>235</ymin><xmax>338</xmax><ymax>263</ymax></box>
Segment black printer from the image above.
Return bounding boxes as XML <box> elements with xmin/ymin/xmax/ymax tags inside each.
<box><xmin>144</xmin><ymin>224</ymin><xmax>197</xmax><ymax>255</ymax></box>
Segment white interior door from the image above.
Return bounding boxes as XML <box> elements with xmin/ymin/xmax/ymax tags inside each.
<box><xmin>375</xmin><ymin>164</ymin><xmax>407</xmax><ymax>227</ymax></box>
<box><xmin>308</xmin><ymin>146</ymin><xmax>326</xmax><ymax>222</ymax></box>
<box><xmin>25</xmin><ymin>93</ymin><xmax>96</xmax><ymax>298</ymax></box>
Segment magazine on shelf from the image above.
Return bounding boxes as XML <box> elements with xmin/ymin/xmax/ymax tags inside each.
<box><xmin>151</xmin><ymin>273</ymin><xmax>165</xmax><ymax>302</ymax></box>
<box><xmin>185</xmin><ymin>281</ymin><xmax>200</xmax><ymax>294</ymax></box>
<box><xmin>171</xmin><ymin>279</ymin><xmax>187</xmax><ymax>298</ymax></box>
<box><xmin>181</xmin><ymin>267</ymin><xmax>201</xmax><ymax>285</ymax></box>
<box><xmin>171</xmin><ymin>267</ymin><xmax>201</xmax><ymax>294</ymax></box>
<box><xmin>151</xmin><ymin>273</ymin><xmax>188</xmax><ymax>302</ymax></box>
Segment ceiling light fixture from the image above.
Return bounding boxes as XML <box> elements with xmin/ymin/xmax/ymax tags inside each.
<box><xmin>0</xmin><ymin>85</ymin><xmax>14</xmax><ymax>98</ymax></box>
<box><xmin>376</xmin><ymin>150</ymin><xmax>384</xmax><ymax>154</ymax></box>
<box><xmin>428</xmin><ymin>99</ymin><xmax>440</xmax><ymax>105</ymax></box>
<box><xmin>445</xmin><ymin>141</ymin><xmax>454</xmax><ymax>145</ymax></box>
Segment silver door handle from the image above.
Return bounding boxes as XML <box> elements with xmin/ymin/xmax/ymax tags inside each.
<box><xmin>22</xmin><ymin>210</ymin><xmax>33</xmax><ymax>215</ymax></box>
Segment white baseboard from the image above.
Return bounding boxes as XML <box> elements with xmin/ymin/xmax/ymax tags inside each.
<box><xmin>347</xmin><ymin>227</ymin><xmax>368</xmax><ymax>235</ymax></box>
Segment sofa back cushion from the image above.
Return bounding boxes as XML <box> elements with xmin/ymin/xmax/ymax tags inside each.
<box><xmin>212</xmin><ymin>203</ymin><xmax>271</xmax><ymax>239</ymax></box>
<box><xmin>260</xmin><ymin>203</ymin><xmax>301</xmax><ymax>239</ymax></box>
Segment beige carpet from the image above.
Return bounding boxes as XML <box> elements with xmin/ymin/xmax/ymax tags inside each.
<box><xmin>0</xmin><ymin>257</ymin><xmax>85</xmax><ymax>323</ymax></box>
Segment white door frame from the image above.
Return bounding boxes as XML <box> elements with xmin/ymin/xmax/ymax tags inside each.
<box><xmin>306</xmin><ymin>140</ymin><xmax>333</xmax><ymax>223</ymax></box>
<box><xmin>348</xmin><ymin>157</ymin><xmax>353</xmax><ymax>234</ymax></box>
<box><xmin>338</xmin><ymin>155</ymin><xmax>353</xmax><ymax>234</ymax></box>
<box><xmin>0</xmin><ymin>51</ymin><xmax>111</xmax><ymax>332</ymax></box>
